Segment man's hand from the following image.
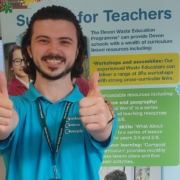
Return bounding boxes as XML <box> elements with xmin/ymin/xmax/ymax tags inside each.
<box><xmin>0</xmin><ymin>70</ymin><xmax>18</xmax><ymax>140</ymax></box>
<box><xmin>79</xmin><ymin>72</ymin><xmax>113</xmax><ymax>142</ymax></box>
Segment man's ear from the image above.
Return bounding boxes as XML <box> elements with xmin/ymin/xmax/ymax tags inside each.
<box><xmin>27</xmin><ymin>46</ymin><xmax>32</xmax><ymax>58</ymax></box>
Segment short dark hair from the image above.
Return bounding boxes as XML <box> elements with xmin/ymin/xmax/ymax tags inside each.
<box><xmin>21</xmin><ymin>5</ymin><xmax>85</xmax><ymax>81</ymax></box>
<box><xmin>104</xmin><ymin>169</ymin><xmax>127</xmax><ymax>180</ymax></box>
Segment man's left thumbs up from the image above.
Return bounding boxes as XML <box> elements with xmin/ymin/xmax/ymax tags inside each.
<box><xmin>79</xmin><ymin>72</ymin><xmax>113</xmax><ymax>142</ymax></box>
<box><xmin>87</xmin><ymin>71</ymin><xmax>101</xmax><ymax>97</ymax></box>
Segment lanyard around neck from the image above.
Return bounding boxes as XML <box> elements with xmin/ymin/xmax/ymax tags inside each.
<box><xmin>36</xmin><ymin>99</ymin><xmax>72</xmax><ymax>165</ymax></box>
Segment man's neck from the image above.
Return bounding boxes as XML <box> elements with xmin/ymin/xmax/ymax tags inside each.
<box><xmin>34</xmin><ymin>74</ymin><xmax>73</xmax><ymax>102</ymax></box>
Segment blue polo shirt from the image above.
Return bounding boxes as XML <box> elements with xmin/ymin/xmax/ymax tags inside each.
<box><xmin>0</xmin><ymin>83</ymin><xmax>117</xmax><ymax>180</ymax></box>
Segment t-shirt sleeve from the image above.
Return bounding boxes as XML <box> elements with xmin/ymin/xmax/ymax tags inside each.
<box><xmin>0</xmin><ymin>133</ymin><xmax>14</xmax><ymax>153</ymax></box>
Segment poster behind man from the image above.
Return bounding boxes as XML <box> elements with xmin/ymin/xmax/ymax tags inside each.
<box><xmin>0</xmin><ymin>0</ymin><xmax>180</xmax><ymax>180</ymax></box>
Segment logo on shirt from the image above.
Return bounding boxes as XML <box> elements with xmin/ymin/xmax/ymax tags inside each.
<box><xmin>65</xmin><ymin>116</ymin><xmax>83</xmax><ymax>134</ymax></box>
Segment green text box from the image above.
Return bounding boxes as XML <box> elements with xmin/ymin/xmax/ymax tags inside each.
<box><xmin>102</xmin><ymin>87</ymin><xmax>179</xmax><ymax>166</ymax></box>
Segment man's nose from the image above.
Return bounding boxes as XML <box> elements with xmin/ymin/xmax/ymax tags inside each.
<box><xmin>47</xmin><ymin>41</ymin><xmax>60</xmax><ymax>54</ymax></box>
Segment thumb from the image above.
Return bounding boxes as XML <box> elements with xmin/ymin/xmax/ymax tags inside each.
<box><xmin>0</xmin><ymin>70</ymin><xmax>8</xmax><ymax>97</ymax></box>
<box><xmin>87</xmin><ymin>71</ymin><xmax>101</xmax><ymax>97</ymax></box>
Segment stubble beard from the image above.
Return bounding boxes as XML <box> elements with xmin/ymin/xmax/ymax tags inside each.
<box><xmin>34</xmin><ymin>62</ymin><xmax>74</xmax><ymax>80</ymax></box>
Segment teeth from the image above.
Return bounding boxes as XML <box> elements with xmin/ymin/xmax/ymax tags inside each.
<box><xmin>46</xmin><ymin>59</ymin><xmax>61</xmax><ymax>64</ymax></box>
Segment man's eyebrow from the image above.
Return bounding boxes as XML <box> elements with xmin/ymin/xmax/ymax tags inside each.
<box><xmin>58</xmin><ymin>37</ymin><xmax>73</xmax><ymax>41</ymax></box>
<box><xmin>35</xmin><ymin>35</ymin><xmax>49</xmax><ymax>39</ymax></box>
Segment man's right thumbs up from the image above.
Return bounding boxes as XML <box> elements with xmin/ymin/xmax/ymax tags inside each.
<box><xmin>0</xmin><ymin>70</ymin><xmax>18</xmax><ymax>140</ymax></box>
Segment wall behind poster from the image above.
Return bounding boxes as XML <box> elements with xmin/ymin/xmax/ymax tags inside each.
<box><xmin>0</xmin><ymin>0</ymin><xmax>180</xmax><ymax>180</ymax></box>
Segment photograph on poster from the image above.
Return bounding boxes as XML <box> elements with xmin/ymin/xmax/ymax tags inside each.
<box><xmin>99</xmin><ymin>166</ymin><xmax>161</xmax><ymax>180</ymax></box>
<box><xmin>3</xmin><ymin>42</ymin><xmax>32</xmax><ymax>96</ymax></box>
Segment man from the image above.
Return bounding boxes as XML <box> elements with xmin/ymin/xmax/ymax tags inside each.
<box><xmin>0</xmin><ymin>5</ymin><xmax>117</xmax><ymax>180</ymax></box>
